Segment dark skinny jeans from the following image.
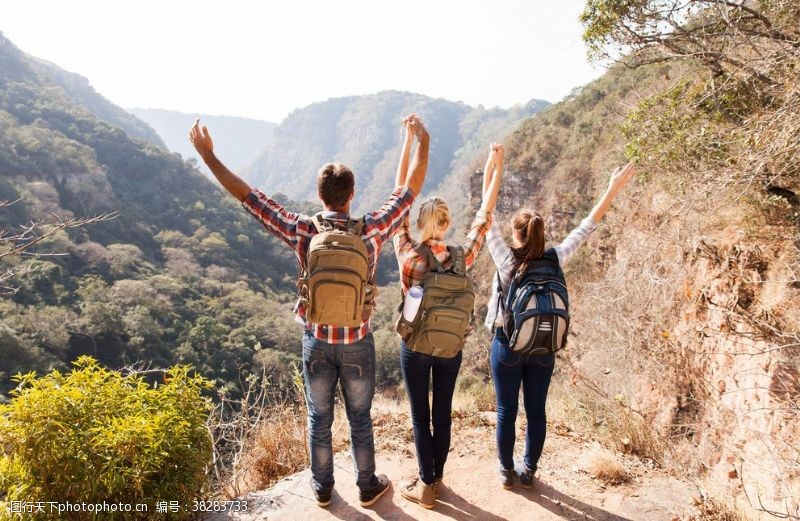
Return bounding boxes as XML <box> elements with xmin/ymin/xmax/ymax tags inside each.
<box><xmin>400</xmin><ymin>341</ymin><xmax>462</xmax><ymax>485</ymax></box>
<box><xmin>490</xmin><ymin>328</ymin><xmax>555</xmax><ymax>472</ymax></box>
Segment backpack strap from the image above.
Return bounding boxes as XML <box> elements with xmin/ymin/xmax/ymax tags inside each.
<box><xmin>418</xmin><ymin>244</ymin><xmax>467</xmax><ymax>275</ymax></box>
<box><xmin>494</xmin><ymin>270</ymin><xmax>504</xmax><ymax>311</ymax></box>
<box><xmin>447</xmin><ymin>246</ymin><xmax>467</xmax><ymax>276</ymax></box>
<box><xmin>417</xmin><ymin>244</ymin><xmax>446</xmax><ymax>273</ymax></box>
<box><xmin>311</xmin><ymin>213</ymin><xmax>335</xmax><ymax>232</ymax></box>
<box><xmin>504</xmin><ymin>265</ymin><xmax>523</xmax><ymax>311</ymax></box>
<box><xmin>348</xmin><ymin>216</ymin><xmax>375</xmax><ymax>304</ymax></box>
<box><xmin>346</xmin><ymin>216</ymin><xmax>365</xmax><ymax>236</ymax></box>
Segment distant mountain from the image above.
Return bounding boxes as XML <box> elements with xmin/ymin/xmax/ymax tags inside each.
<box><xmin>243</xmin><ymin>91</ymin><xmax>550</xmax><ymax>218</ymax></box>
<box><xmin>130</xmin><ymin>108</ymin><xmax>276</xmax><ymax>175</ymax></box>
<box><xmin>25</xmin><ymin>58</ymin><xmax>164</xmax><ymax>147</ymax></box>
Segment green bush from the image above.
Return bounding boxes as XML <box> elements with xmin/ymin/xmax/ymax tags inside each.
<box><xmin>0</xmin><ymin>356</ymin><xmax>213</xmax><ymax>520</ymax></box>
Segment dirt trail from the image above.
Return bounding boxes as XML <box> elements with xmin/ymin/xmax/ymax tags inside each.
<box><xmin>206</xmin><ymin>412</ymin><xmax>699</xmax><ymax>521</ymax></box>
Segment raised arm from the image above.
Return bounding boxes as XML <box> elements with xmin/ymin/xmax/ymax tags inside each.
<box><xmin>404</xmin><ymin>116</ymin><xmax>430</xmax><ymax>195</ymax></box>
<box><xmin>395</xmin><ymin>116</ymin><xmax>415</xmax><ymax>187</ymax></box>
<box><xmin>554</xmin><ymin>162</ymin><xmax>636</xmax><ymax>265</ymax></box>
<box><xmin>481</xmin><ymin>143</ymin><xmax>504</xmax><ymax>214</ymax></box>
<box><xmin>189</xmin><ymin>119</ymin><xmax>251</xmax><ymax>202</ymax></box>
<box><xmin>482</xmin><ymin>147</ymin><xmax>496</xmax><ymax>196</ymax></box>
<box><xmin>587</xmin><ymin>162</ymin><xmax>636</xmax><ymax>223</ymax></box>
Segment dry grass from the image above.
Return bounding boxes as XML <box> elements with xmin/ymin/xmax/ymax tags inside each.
<box><xmin>234</xmin><ymin>404</ymin><xmax>310</xmax><ymax>493</ymax></box>
<box><xmin>471</xmin><ymin>380</ymin><xmax>498</xmax><ymax>413</ymax></box>
<box><xmin>606</xmin><ymin>405</ymin><xmax>665</xmax><ymax>463</ymax></box>
<box><xmin>231</xmin><ymin>394</ymin><xmax>416</xmax><ymax>497</ymax></box>
<box><xmin>689</xmin><ymin>495</ymin><xmax>750</xmax><ymax>521</ymax></box>
<box><xmin>547</xmin><ymin>380</ymin><xmax>666</xmax><ymax>465</ymax></box>
<box><xmin>371</xmin><ymin>397</ymin><xmax>414</xmax><ymax>453</ymax></box>
<box><xmin>582</xmin><ymin>445</ymin><xmax>629</xmax><ymax>485</ymax></box>
<box><xmin>230</xmin><ymin>400</ymin><xmax>351</xmax><ymax>496</ymax></box>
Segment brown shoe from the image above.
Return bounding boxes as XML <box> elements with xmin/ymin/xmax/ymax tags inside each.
<box><xmin>433</xmin><ymin>478</ymin><xmax>443</xmax><ymax>498</ymax></box>
<box><xmin>400</xmin><ymin>478</ymin><xmax>435</xmax><ymax>509</ymax></box>
<box><xmin>499</xmin><ymin>466</ymin><xmax>515</xmax><ymax>490</ymax></box>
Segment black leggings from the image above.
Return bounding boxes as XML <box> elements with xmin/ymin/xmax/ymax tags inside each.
<box><xmin>400</xmin><ymin>341</ymin><xmax>462</xmax><ymax>485</ymax></box>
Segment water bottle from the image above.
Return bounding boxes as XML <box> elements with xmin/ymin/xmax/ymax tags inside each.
<box><xmin>402</xmin><ymin>286</ymin><xmax>424</xmax><ymax>322</ymax></box>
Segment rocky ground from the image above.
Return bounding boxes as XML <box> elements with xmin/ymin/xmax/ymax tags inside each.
<box><xmin>206</xmin><ymin>399</ymin><xmax>701</xmax><ymax>521</ymax></box>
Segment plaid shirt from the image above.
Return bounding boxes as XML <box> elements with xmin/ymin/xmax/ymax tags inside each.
<box><xmin>242</xmin><ymin>185</ymin><xmax>416</xmax><ymax>344</ymax></box>
<box><xmin>393</xmin><ymin>209</ymin><xmax>492</xmax><ymax>294</ymax></box>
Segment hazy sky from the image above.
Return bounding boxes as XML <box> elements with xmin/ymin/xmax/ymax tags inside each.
<box><xmin>2</xmin><ymin>0</ymin><xmax>603</xmax><ymax>123</ymax></box>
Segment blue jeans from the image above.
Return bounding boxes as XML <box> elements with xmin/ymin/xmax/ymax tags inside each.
<box><xmin>400</xmin><ymin>342</ymin><xmax>462</xmax><ymax>485</ymax></box>
<box><xmin>302</xmin><ymin>331</ymin><xmax>378</xmax><ymax>493</ymax></box>
<box><xmin>490</xmin><ymin>328</ymin><xmax>555</xmax><ymax>472</ymax></box>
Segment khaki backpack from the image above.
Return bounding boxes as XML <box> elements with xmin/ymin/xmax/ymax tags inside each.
<box><xmin>299</xmin><ymin>214</ymin><xmax>375</xmax><ymax>327</ymax></box>
<box><xmin>396</xmin><ymin>245</ymin><xmax>475</xmax><ymax>358</ymax></box>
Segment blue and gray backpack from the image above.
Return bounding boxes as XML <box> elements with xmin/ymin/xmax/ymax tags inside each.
<box><xmin>499</xmin><ymin>247</ymin><xmax>570</xmax><ymax>355</ymax></box>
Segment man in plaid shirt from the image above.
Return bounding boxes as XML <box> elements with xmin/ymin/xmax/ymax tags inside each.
<box><xmin>190</xmin><ymin>115</ymin><xmax>430</xmax><ymax>508</ymax></box>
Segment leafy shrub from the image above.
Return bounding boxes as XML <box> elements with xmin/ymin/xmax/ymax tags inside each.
<box><xmin>0</xmin><ymin>356</ymin><xmax>213</xmax><ymax>520</ymax></box>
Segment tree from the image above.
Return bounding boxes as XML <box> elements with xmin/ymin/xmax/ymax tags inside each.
<box><xmin>0</xmin><ymin>198</ymin><xmax>114</xmax><ymax>295</ymax></box>
<box><xmin>581</xmin><ymin>0</ymin><xmax>800</xmax><ymax>200</ymax></box>
<box><xmin>581</xmin><ymin>0</ymin><xmax>800</xmax><ymax>82</ymax></box>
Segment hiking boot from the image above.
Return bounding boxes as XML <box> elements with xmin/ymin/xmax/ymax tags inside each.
<box><xmin>517</xmin><ymin>466</ymin><xmax>536</xmax><ymax>489</ymax></box>
<box><xmin>400</xmin><ymin>477</ymin><xmax>435</xmax><ymax>509</ymax></box>
<box><xmin>359</xmin><ymin>474</ymin><xmax>390</xmax><ymax>507</ymax></box>
<box><xmin>499</xmin><ymin>466</ymin><xmax>515</xmax><ymax>490</ymax></box>
<box><xmin>432</xmin><ymin>477</ymin><xmax>443</xmax><ymax>498</ymax></box>
<box><xmin>310</xmin><ymin>478</ymin><xmax>332</xmax><ymax>507</ymax></box>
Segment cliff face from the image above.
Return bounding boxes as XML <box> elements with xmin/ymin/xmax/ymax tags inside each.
<box><xmin>669</xmin><ymin>236</ymin><xmax>799</xmax><ymax>511</ymax></box>
<box><xmin>470</xmin><ymin>61</ymin><xmax>800</xmax><ymax>517</ymax></box>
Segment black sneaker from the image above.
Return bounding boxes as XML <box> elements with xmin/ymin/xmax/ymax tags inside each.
<box><xmin>499</xmin><ymin>466</ymin><xmax>515</xmax><ymax>490</ymax></box>
<box><xmin>359</xmin><ymin>473</ymin><xmax>391</xmax><ymax>507</ymax></box>
<box><xmin>517</xmin><ymin>466</ymin><xmax>536</xmax><ymax>489</ymax></box>
<box><xmin>310</xmin><ymin>478</ymin><xmax>332</xmax><ymax>507</ymax></box>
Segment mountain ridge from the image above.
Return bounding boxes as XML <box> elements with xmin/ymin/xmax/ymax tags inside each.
<box><xmin>243</xmin><ymin>90</ymin><xmax>550</xmax><ymax>217</ymax></box>
<box><xmin>129</xmin><ymin>108</ymin><xmax>276</xmax><ymax>176</ymax></box>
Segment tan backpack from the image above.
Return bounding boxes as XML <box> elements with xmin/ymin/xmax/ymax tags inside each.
<box><xmin>299</xmin><ymin>214</ymin><xmax>375</xmax><ymax>327</ymax></box>
<box><xmin>396</xmin><ymin>245</ymin><xmax>475</xmax><ymax>358</ymax></box>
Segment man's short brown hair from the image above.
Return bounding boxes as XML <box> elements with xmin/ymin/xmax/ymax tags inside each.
<box><xmin>317</xmin><ymin>163</ymin><xmax>355</xmax><ymax>209</ymax></box>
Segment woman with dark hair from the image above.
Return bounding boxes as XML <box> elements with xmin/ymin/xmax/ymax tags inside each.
<box><xmin>485</xmin><ymin>162</ymin><xmax>636</xmax><ymax>489</ymax></box>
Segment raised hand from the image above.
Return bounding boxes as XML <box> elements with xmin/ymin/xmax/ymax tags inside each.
<box><xmin>402</xmin><ymin>113</ymin><xmax>430</xmax><ymax>194</ymax></box>
<box><xmin>402</xmin><ymin>114</ymin><xmax>416</xmax><ymax>142</ymax></box>
<box><xmin>492</xmin><ymin>142</ymin><xmax>505</xmax><ymax>160</ymax></box>
<box><xmin>187</xmin><ymin>119</ymin><xmax>250</xmax><ymax>201</ymax></box>
<box><xmin>588</xmin><ymin>162</ymin><xmax>637</xmax><ymax>223</ymax></box>
<box><xmin>483</xmin><ymin>145</ymin><xmax>497</xmax><ymax>195</ymax></box>
<box><xmin>481</xmin><ymin>142</ymin><xmax>505</xmax><ymax>213</ymax></box>
<box><xmin>407</xmin><ymin>114</ymin><xmax>429</xmax><ymax>140</ymax></box>
<box><xmin>189</xmin><ymin>118</ymin><xmax>214</xmax><ymax>159</ymax></box>
<box><xmin>607</xmin><ymin>162</ymin><xmax>636</xmax><ymax>193</ymax></box>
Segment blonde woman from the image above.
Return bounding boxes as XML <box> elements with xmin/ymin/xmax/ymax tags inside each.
<box><xmin>393</xmin><ymin>122</ymin><xmax>504</xmax><ymax>508</ymax></box>
<box><xmin>485</xmin><ymin>162</ymin><xmax>636</xmax><ymax>489</ymax></box>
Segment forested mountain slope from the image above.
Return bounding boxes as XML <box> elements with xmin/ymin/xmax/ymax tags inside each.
<box><xmin>26</xmin><ymin>56</ymin><xmax>164</xmax><ymax>147</ymax></box>
<box><xmin>0</xmin><ymin>32</ymin><xmax>300</xmax><ymax>397</ymax></box>
<box><xmin>243</xmin><ymin>91</ymin><xmax>549</xmax><ymax>217</ymax></box>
